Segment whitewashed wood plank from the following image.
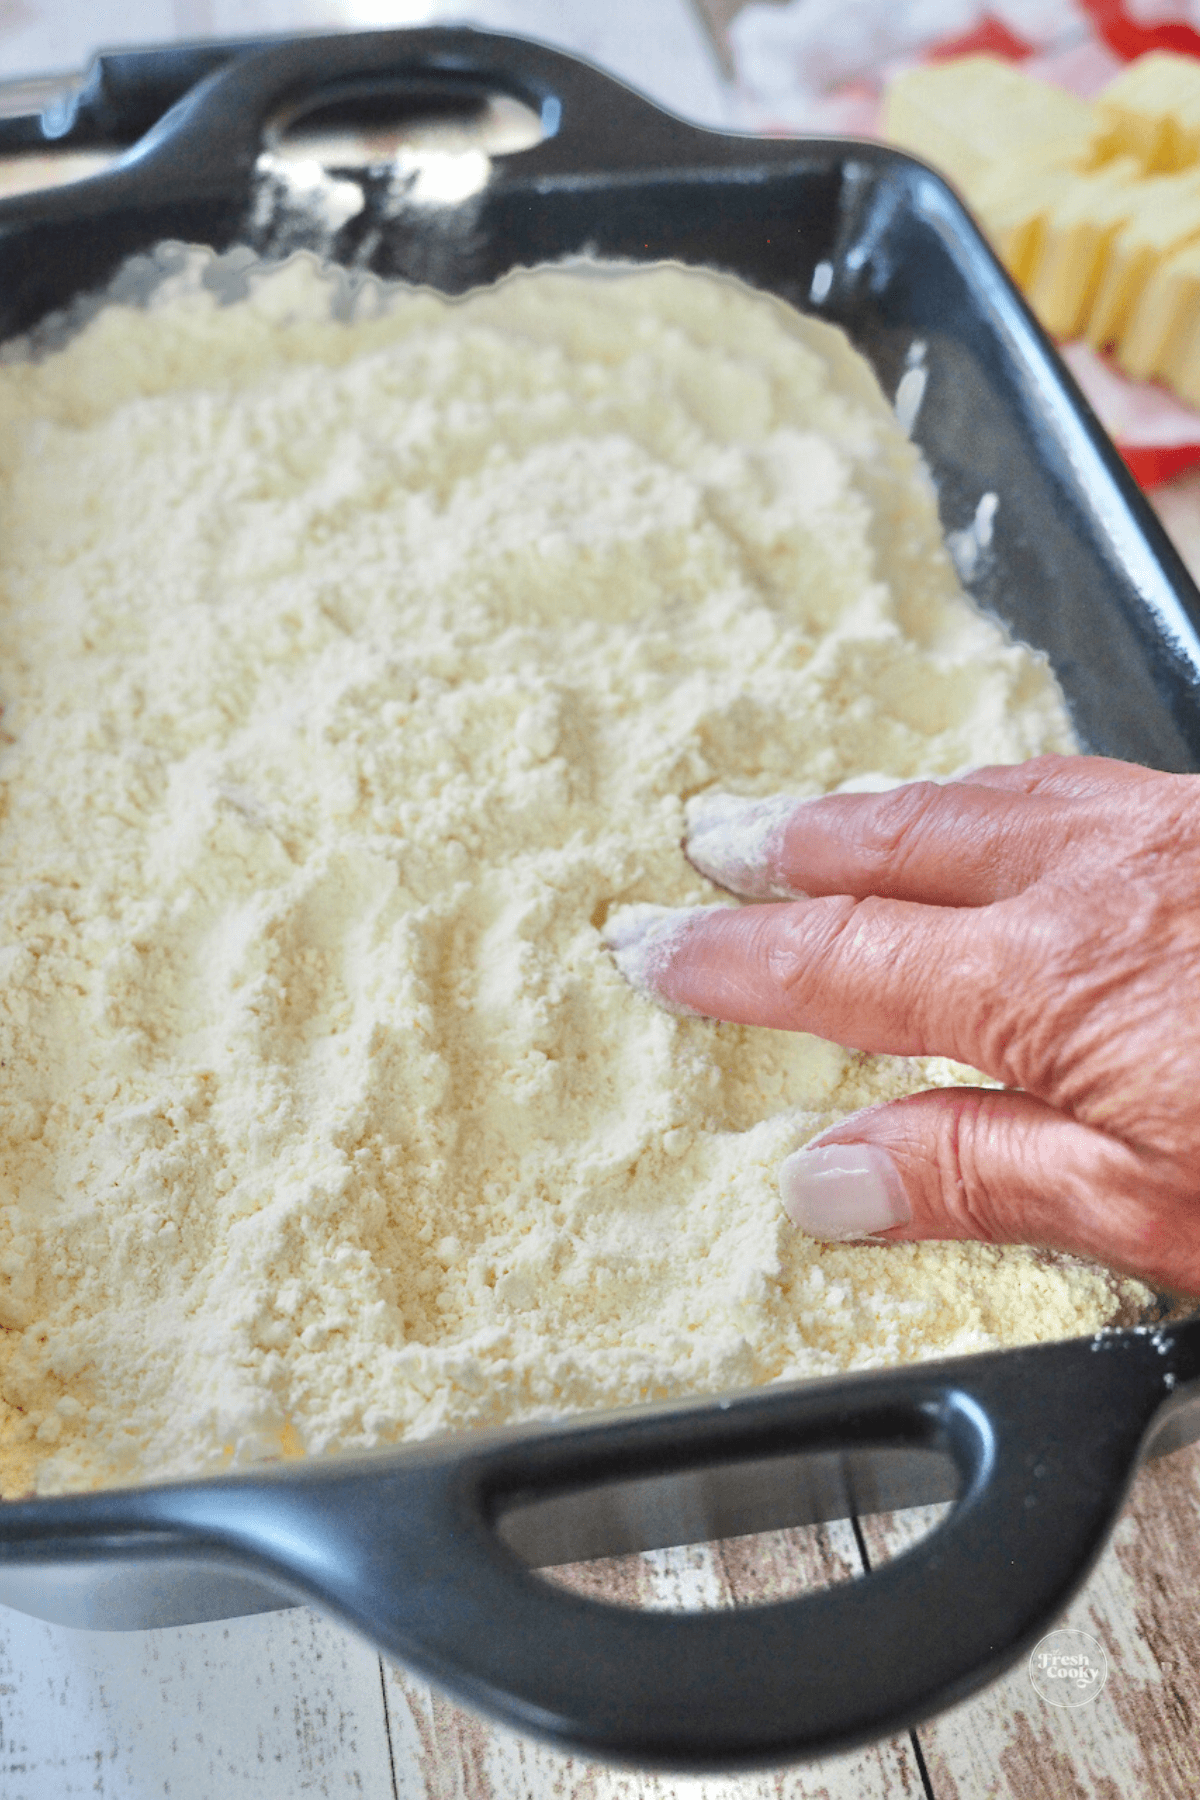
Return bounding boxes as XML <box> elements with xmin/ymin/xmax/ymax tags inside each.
<box><xmin>0</xmin><ymin>1602</ymin><xmax>397</xmax><ymax>1800</ymax></box>
<box><xmin>387</xmin><ymin>1652</ymin><xmax>930</xmax><ymax>1799</ymax></box>
<box><xmin>384</xmin><ymin>1521</ymin><xmax>928</xmax><ymax>1798</ymax></box>
<box><xmin>858</xmin><ymin>1443</ymin><xmax>1200</xmax><ymax>1799</ymax></box>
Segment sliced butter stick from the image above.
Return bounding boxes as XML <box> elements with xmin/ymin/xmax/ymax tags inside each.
<box><xmin>966</xmin><ymin>155</ymin><xmax>1082</xmax><ymax>288</ymax></box>
<box><xmin>1095</xmin><ymin>50</ymin><xmax>1200</xmax><ymax>174</ymax></box>
<box><xmin>1122</xmin><ymin>236</ymin><xmax>1200</xmax><ymax>392</ymax></box>
<box><xmin>883</xmin><ymin>56</ymin><xmax>1097</xmax><ymax>195</ymax></box>
<box><xmin>1168</xmin><ymin>299</ymin><xmax>1200</xmax><ymax>408</ymax></box>
<box><xmin>1026</xmin><ymin>157</ymin><xmax>1145</xmax><ymax>341</ymax></box>
<box><xmin>1085</xmin><ymin>168</ymin><xmax>1200</xmax><ymax>352</ymax></box>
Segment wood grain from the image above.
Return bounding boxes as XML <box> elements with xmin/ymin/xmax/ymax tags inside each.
<box><xmin>858</xmin><ymin>1443</ymin><xmax>1200</xmax><ymax>1800</ymax></box>
<box><xmin>0</xmin><ymin>1603</ymin><xmax>397</xmax><ymax>1800</ymax></box>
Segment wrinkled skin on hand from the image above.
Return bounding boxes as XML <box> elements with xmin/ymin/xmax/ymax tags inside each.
<box><xmin>611</xmin><ymin>757</ymin><xmax>1200</xmax><ymax>1294</ymax></box>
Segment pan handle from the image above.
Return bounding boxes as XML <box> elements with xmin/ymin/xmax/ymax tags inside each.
<box><xmin>0</xmin><ymin>26</ymin><xmax>735</xmax><ymax>225</ymax></box>
<box><xmin>6</xmin><ymin>1321</ymin><xmax>1198</xmax><ymax>1768</ymax></box>
<box><xmin>95</xmin><ymin>26</ymin><xmax>734</xmax><ymax>205</ymax></box>
<box><xmin>0</xmin><ymin>27</ymin><xmax>793</xmax><ymax>326</ymax></box>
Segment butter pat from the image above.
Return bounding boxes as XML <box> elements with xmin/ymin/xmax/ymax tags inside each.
<box><xmin>881</xmin><ymin>48</ymin><xmax>1200</xmax><ymax>408</ymax></box>
<box><xmin>1122</xmin><ymin>236</ymin><xmax>1200</xmax><ymax>387</ymax></box>
<box><xmin>1086</xmin><ymin>167</ymin><xmax>1200</xmax><ymax>351</ymax></box>
<box><xmin>968</xmin><ymin>153</ymin><xmax>1087</xmax><ymax>287</ymax></box>
<box><xmin>1095</xmin><ymin>50</ymin><xmax>1200</xmax><ymax>174</ymax></box>
<box><xmin>883</xmin><ymin>57</ymin><xmax>1097</xmax><ymax>194</ymax></box>
<box><xmin>1027</xmin><ymin>157</ymin><xmax>1145</xmax><ymax>341</ymax></box>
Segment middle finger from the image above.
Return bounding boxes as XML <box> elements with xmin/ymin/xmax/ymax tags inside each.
<box><xmin>604</xmin><ymin>891</ymin><xmax>1007</xmax><ymax>1071</ymax></box>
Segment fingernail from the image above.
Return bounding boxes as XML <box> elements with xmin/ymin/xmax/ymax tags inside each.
<box><xmin>684</xmin><ymin>791</ymin><xmax>807</xmax><ymax>899</ymax></box>
<box><xmin>602</xmin><ymin>903</ymin><xmax>723</xmax><ymax>1013</ymax></box>
<box><xmin>779</xmin><ymin>1143</ymin><xmax>911</xmax><ymax>1240</ymax></box>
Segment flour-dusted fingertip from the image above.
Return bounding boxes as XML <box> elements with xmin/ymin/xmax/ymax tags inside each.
<box><xmin>780</xmin><ymin>1142</ymin><xmax>912</xmax><ymax>1240</ymax></box>
<box><xmin>601</xmin><ymin>902</ymin><xmax>676</xmax><ymax>956</ymax></box>
<box><xmin>683</xmin><ymin>790</ymin><xmax>807</xmax><ymax>899</ymax></box>
<box><xmin>601</xmin><ymin>902</ymin><xmax>726</xmax><ymax>1015</ymax></box>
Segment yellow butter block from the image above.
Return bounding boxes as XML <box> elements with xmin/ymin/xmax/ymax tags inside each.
<box><xmin>1165</xmin><ymin>288</ymin><xmax>1200</xmax><ymax>408</ymax></box>
<box><xmin>883</xmin><ymin>57</ymin><xmax>1097</xmax><ymax>194</ymax></box>
<box><xmin>1096</xmin><ymin>51</ymin><xmax>1200</xmax><ymax>173</ymax></box>
<box><xmin>1085</xmin><ymin>168</ymin><xmax>1200</xmax><ymax>350</ymax></box>
<box><xmin>966</xmin><ymin>154</ymin><xmax>1081</xmax><ymax>287</ymax></box>
<box><xmin>1122</xmin><ymin>237</ymin><xmax>1200</xmax><ymax>385</ymax></box>
<box><xmin>1026</xmin><ymin>157</ymin><xmax>1145</xmax><ymax>340</ymax></box>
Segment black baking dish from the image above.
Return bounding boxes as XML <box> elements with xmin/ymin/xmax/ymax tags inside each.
<box><xmin>2</xmin><ymin>26</ymin><xmax>1200</xmax><ymax>1772</ymax></box>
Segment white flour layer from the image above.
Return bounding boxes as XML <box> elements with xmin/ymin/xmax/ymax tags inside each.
<box><xmin>0</xmin><ymin>257</ymin><xmax>1143</xmax><ymax>1496</ymax></box>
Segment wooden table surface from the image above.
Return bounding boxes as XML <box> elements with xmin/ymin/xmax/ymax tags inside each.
<box><xmin>5</xmin><ymin>6</ymin><xmax>1200</xmax><ymax>1795</ymax></box>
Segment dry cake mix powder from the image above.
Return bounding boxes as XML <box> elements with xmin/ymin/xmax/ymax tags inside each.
<box><xmin>0</xmin><ymin>257</ymin><xmax>1144</xmax><ymax>1497</ymax></box>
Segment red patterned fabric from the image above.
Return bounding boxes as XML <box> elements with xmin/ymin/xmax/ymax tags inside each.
<box><xmin>1081</xmin><ymin>0</ymin><xmax>1200</xmax><ymax>61</ymax></box>
<box><xmin>928</xmin><ymin>16</ymin><xmax>1034</xmax><ymax>63</ymax></box>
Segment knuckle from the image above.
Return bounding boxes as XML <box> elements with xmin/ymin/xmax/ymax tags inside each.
<box><xmin>936</xmin><ymin>1094</ymin><xmax>1010</xmax><ymax>1242</ymax></box>
<box><xmin>767</xmin><ymin>895</ymin><xmax>856</xmax><ymax>999</ymax></box>
<box><xmin>1019</xmin><ymin>753</ymin><xmax>1082</xmax><ymax>794</ymax></box>
<box><xmin>766</xmin><ymin>894</ymin><xmax>890</xmax><ymax>1034</ymax></box>
<box><xmin>848</xmin><ymin>782</ymin><xmax>947</xmax><ymax>885</ymax></box>
<box><xmin>768</xmin><ymin>891</ymin><xmax>950</xmax><ymax>1046</ymax></box>
<box><xmin>889</xmin><ymin>1091</ymin><xmax>1011</xmax><ymax>1242</ymax></box>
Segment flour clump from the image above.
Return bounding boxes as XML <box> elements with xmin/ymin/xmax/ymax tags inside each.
<box><xmin>0</xmin><ymin>257</ymin><xmax>1145</xmax><ymax>1496</ymax></box>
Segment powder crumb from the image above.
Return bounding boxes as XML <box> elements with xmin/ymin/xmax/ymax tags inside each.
<box><xmin>0</xmin><ymin>255</ymin><xmax>1146</xmax><ymax>1497</ymax></box>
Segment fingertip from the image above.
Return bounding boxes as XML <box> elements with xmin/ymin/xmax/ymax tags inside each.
<box><xmin>602</xmin><ymin>902</ymin><xmax>722</xmax><ymax>1015</ymax></box>
<box><xmin>684</xmin><ymin>791</ymin><xmax>806</xmax><ymax>900</ymax></box>
<box><xmin>601</xmin><ymin>902</ymin><xmax>677</xmax><ymax>955</ymax></box>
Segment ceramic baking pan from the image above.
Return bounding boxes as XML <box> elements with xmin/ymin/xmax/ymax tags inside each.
<box><xmin>2</xmin><ymin>26</ymin><xmax>1200</xmax><ymax>1772</ymax></box>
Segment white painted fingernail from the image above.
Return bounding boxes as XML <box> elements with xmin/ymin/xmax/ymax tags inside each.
<box><xmin>779</xmin><ymin>1143</ymin><xmax>911</xmax><ymax>1240</ymax></box>
<box><xmin>602</xmin><ymin>903</ymin><xmax>725</xmax><ymax>1013</ymax></box>
<box><xmin>684</xmin><ymin>791</ymin><xmax>807</xmax><ymax>899</ymax></box>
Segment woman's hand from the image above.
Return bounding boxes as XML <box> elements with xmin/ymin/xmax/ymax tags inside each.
<box><xmin>604</xmin><ymin>755</ymin><xmax>1200</xmax><ymax>1293</ymax></box>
